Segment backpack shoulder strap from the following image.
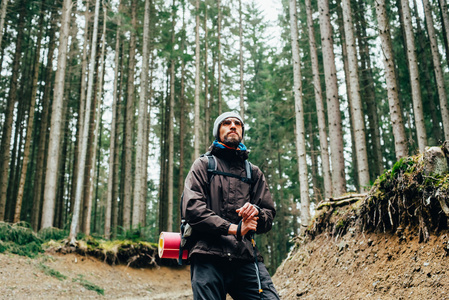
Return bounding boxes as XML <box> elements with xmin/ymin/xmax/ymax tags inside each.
<box><xmin>245</xmin><ymin>160</ymin><xmax>252</xmax><ymax>182</ymax></box>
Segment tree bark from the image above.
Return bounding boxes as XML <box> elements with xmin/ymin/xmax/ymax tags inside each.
<box><xmin>0</xmin><ymin>1</ymin><xmax>26</xmax><ymax>221</ymax></box>
<box><xmin>318</xmin><ymin>0</ymin><xmax>346</xmax><ymax>196</ymax></box>
<box><xmin>422</xmin><ymin>0</ymin><xmax>449</xmax><ymax>141</ymax></box>
<box><xmin>204</xmin><ymin>4</ymin><xmax>210</xmax><ymax>150</ymax></box>
<box><xmin>194</xmin><ymin>0</ymin><xmax>201</xmax><ymax>159</ymax></box>
<box><xmin>305</xmin><ymin>0</ymin><xmax>332</xmax><ymax>198</ymax></box>
<box><xmin>400</xmin><ymin>0</ymin><xmax>427</xmax><ymax>152</ymax></box>
<box><xmin>84</xmin><ymin>4</ymin><xmax>107</xmax><ymax>235</ymax></box>
<box><xmin>354</xmin><ymin>0</ymin><xmax>384</xmax><ymax>178</ymax></box>
<box><xmin>133</xmin><ymin>0</ymin><xmax>151</xmax><ymax>229</ymax></box>
<box><xmin>32</xmin><ymin>14</ymin><xmax>57</xmax><ymax>230</ymax></box>
<box><xmin>289</xmin><ymin>0</ymin><xmax>310</xmax><ymax>234</ymax></box>
<box><xmin>123</xmin><ymin>0</ymin><xmax>137</xmax><ymax>230</ymax></box>
<box><xmin>217</xmin><ymin>0</ymin><xmax>222</xmax><ymax>115</ymax></box>
<box><xmin>166</xmin><ymin>0</ymin><xmax>176</xmax><ymax>232</ymax></box>
<box><xmin>70</xmin><ymin>0</ymin><xmax>90</xmax><ymax>216</ymax></box>
<box><xmin>69</xmin><ymin>0</ymin><xmax>100</xmax><ymax>241</ymax></box>
<box><xmin>340</xmin><ymin>0</ymin><xmax>370</xmax><ymax>191</ymax></box>
<box><xmin>105</xmin><ymin>1</ymin><xmax>123</xmax><ymax>238</ymax></box>
<box><xmin>14</xmin><ymin>0</ymin><xmax>47</xmax><ymax>222</ymax></box>
<box><xmin>239</xmin><ymin>0</ymin><xmax>244</xmax><ymax>119</ymax></box>
<box><xmin>438</xmin><ymin>0</ymin><xmax>449</xmax><ymax>63</ymax></box>
<box><xmin>375</xmin><ymin>0</ymin><xmax>408</xmax><ymax>160</ymax></box>
<box><xmin>0</xmin><ymin>0</ymin><xmax>8</xmax><ymax>51</ymax></box>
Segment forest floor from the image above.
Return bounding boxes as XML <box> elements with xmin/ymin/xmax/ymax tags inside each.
<box><xmin>0</xmin><ymin>252</ymin><xmax>192</xmax><ymax>299</ymax></box>
<box><xmin>3</xmin><ymin>228</ymin><xmax>449</xmax><ymax>299</ymax></box>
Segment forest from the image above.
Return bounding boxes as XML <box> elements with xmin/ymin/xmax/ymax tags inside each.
<box><xmin>0</xmin><ymin>0</ymin><xmax>448</xmax><ymax>273</ymax></box>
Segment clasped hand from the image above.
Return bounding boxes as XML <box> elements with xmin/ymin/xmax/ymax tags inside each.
<box><xmin>236</xmin><ymin>203</ymin><xmax>259</xmax><ymax>236</ymax></box>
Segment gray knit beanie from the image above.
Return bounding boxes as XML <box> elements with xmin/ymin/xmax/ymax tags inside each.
<box><xmin>213</xmin><ymin>111</ymin><xmax>244</xmax><ymax>140</ymax></box>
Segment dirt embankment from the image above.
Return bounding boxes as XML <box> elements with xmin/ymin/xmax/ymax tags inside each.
<box><xmin>0</xmin><ymin>252</ymin><xmax>192</xmax><ymax>299</ymax></box>
<box><xmin>273</xmin><ymin>229</ymin><xmax>449</xmax><ymax>299</ymax></box>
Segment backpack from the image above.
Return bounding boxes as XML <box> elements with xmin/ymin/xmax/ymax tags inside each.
<box><xmin>178</xmin><ymin>152</ymin><xmax>253</xmax><ymax>265</ymax></box>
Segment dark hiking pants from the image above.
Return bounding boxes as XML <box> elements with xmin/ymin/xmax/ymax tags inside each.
<box><xmin>190</xmin><ymin>254</ymin><xmax>280</xmax><ymax>300</ymax></box>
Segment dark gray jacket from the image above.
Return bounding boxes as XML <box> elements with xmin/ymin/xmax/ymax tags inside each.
<box><xmin>182</xmin><ymin>144</ymin><xmax>276</xmax><ymax>262</ymax></box>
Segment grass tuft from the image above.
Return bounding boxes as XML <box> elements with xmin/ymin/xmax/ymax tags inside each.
<box><xmin>73</xmin><ymin>274</ymin><xmax>104</xmax><ymax>295</ymax></box>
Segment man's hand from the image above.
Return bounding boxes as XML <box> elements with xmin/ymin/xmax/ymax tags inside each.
<box><xmin>236</xmin><ymin>202</ymin><xmax>259</xmax><ymax>221</ymax></box>
<box><xmin>241</xmin><ymin>217</ymin><xmax>258</xmax><ymax>236</ymax></box>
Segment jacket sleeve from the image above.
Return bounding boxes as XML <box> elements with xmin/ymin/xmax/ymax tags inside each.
<box><xmin>251</xmin><ymin>166</ymin><xmax>276</xmax><ymax>234</ymax></box>
<box><xmin>182</xmin><ymin>157</ymin><xmax>231</xmax><ymax>235</ymax></box>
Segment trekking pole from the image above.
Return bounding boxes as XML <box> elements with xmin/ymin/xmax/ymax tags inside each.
<box><xmin>249</xmin><ymin>231</ymin><xmax>263</xmax><ymax>300</ymax></box>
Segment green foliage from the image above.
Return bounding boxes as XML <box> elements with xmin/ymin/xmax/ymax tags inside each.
<box><xmin>38</xmin><ymin>263</ymin><xmax>67</xmax><ymax>281</ymax></box>
<box><xmin>37</xmin><ymin>227</ymin><xmax>68</xmax><ymax>242</ymax></box>
<box><xmin>73</xmin><ymin>275</ymin><xmax>104</xmax><ymax>295</ymax></box>
<box><xmin>0</xmin><ymin>222</ymin><xmax>44</xmax><ymax>258</ymax></box>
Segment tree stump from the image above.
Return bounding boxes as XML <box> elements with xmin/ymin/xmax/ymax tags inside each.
<box><xmin>423</xmin><ymin>146</ymin><xmax>448</xmax><ymax>176</ymax></box>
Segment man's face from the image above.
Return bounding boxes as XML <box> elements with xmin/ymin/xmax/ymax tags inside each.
<box><xmin>219</xmin><ymin>117</ymin><xmax>243</xmax><ymax>148</ymax></box>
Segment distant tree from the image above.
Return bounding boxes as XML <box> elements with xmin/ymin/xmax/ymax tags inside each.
<box><xmin>194</xmin><ymin>0</ymin><xmax>201</xmax><ymax>159</ymax></box>
<box><xmin>318</xmin><ymin>0</ymin><xmax>346</xmax><ymax>196</ymax></box>
<box><xmin>375</xmin><ymin>0</ymin><xmax>408</xmax><ymax>160</ymax></box>
<box><xmin>14</xmin><ymin>0</ymin><xmax>47</xmax><ymax>222</ymax></box>
<box><xmin>0</xmin><ymin>0</ymin><xmax>26</xmax><ymax>221</ymax></box>
<box><xmin>41</xmin><ymin>0</ymin><xmax>72</xmax><ymax>228</ymax></box>
<box><xmin>304</xmin><ymin>0</ymin><xmax>332</xmax><ymax>199</ymax></box>
<box><xmin>341</xmin><ymin>0</ymin><xmax>370</xmax><ymax>191</ymax></box>
<box><xmin>288</xmin><ymin>0</ymin><xmax>310</xmax><ymax>233</ymax></box>
<box><xmin>400</xmin><ymin>0</ymin><xmax>427</xmax><ymax>152</ymax></box>
<box><xmin>69</xmin><ymin>0</ymin><xmax>100</xmax><ymax>241</ymax></box>
<box><xmin>422</xmin><ymin>0</ymin><xmax>449</xmax><ymax>141</ymax></box>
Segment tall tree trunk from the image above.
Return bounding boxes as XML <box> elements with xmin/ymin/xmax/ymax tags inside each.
<box><xmin>105</xmin><ymin>0</ymin><xmax>122</xmax><ymax>239</ymax></box>
<box><xmin>14</xmin><ymin>0</ymin><xmax>47</xmax><ymax>223</ymax></box>
<box><xmin>70</xmin><ymin>0</ymin><xmax>90</xmax><ymax>215</ymax></box>
<box><xmin>204</xmin><ymin>4</ymin><xmax>210</xmax><ymax>149</ymax></box>
<box><xmin>69</xmin><ymin>0</ymin><xmax>100</xmax><ymax>241</ymax></box>
<box><xmin>423</xmin><ymin>0</ymin><xmax>449</xmax><ymax>141</ymax></box>
<box><xmin>194</xmin><ymin>0</ymin><xmax>200</xmax><ymax>159</ymax></box>
<box><xmin>0</xmin><ymin>1</ymin><xmax>26</xmax><ymax>221</ymax></box>
<box><xmin>239</xmin><ymin>0</ymin><xmax>244</xmax><ymax>119</ymax></box>
<box><xmin>41</xmin><ymin>0</ymin><xmax>73</xmax><ymax>229</ymax></box>
<box><xmin>177</xmin><ymin>1</ymin><xmax>186</xmax><ymax>227</ymax></box>
<box><xmin>112</xmin><ymin>43</ymin><xmax>124</xmax><ymax>237</ymax></box>
<box><xmin>32</xmin><ymin>16</ymin><xmax>57</xmax><ymax>230</ymax></box>
<box><xmin>340</xmin><ymin>0</ymin><xmax>370</xmax><ymax>191</ymax></box>
<box><xmin>81</xmin><ymin>47</ymin><xmax>99</xmax><ymax>234</ymax></box>
<box><xmin>133</xmin><ymin>0</ymin><xmax>151</xmax><ymax>229</ymax></box>
<box><xmin>123</xmin><ymin>0</ymin><xmax>137</xmax><ymax>230</ymax></box>
<box><xmin>400</xmin><ymin>0</ymin><xmax>427</xmax><ymax>152</ymax></box>
<box><xmin>355</xmin><ymin>0</ymin><xmax>383</xmax><ymax>178</ymax></box>
<box><xmin>217</xmin><ymin>0</ymin><xmax>222</xmax><ymax>115</ymax></box>
<box><xmin>0</xmin><ymin>0</ymin><xmax>8</xmax><ymax>51</ymax></box>
<box><xmin>166</xmin><ymin>0</ymin><xmax>176</xmax><ymax>232</ymax></box>
<box><xmin>305</xmin><ymin>0</ymin><xmax>332</xmax><ymax>198</ymax></box>
<box><xmin>84</xmin><ymin>4</ymin><xmax>107</xmax><ymax>235</ymax></box>
<box><xmin>438</xmin><ymin>0</ymin><xmax>449</xmax><ymax>63</ymax></box>
<box><xmin>307</xmin><ymin>115</ymin><xmax>321</xmax><ymax>202</ymax></box>
<box><xmin>375</xmin><ymin>0</ymin><xmax>408</xmax><ymax>160</ymax></box>
<box><xmin>318</xmin><ymin>0</ymin><xmax>346</xmax><ymax>196</ymax></box>
<box><xmin>289</xmin><ymin>0</ymin><xmax>310</xmax><ymax>234</ymax></box>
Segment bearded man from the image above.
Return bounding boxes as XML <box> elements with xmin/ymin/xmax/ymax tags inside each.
<box><xmin>182</xmin><ymin>111</ymin><xmax>280</xmax><ymax>300</ymax></box>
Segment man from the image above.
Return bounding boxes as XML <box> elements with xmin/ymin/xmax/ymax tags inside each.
<box><xmin>182</xmin><ymin>111</ymin><xmax>280</xmax><ymax>300</ymax></box>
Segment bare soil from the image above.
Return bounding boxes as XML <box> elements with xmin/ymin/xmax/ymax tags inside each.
<box><xmin>0</xmin><ymin>252</ymin><xmax>192</xmax><ymax>299</ymax></box>
<box><xmin>273</xmin><ymin>228</ymin><xmax>449</xmax><ymax>299</ymax></box>
<box><xmin>4</xmin><ymin>228</ymin><xmax>449</xmax><ymax>299</ymax></box>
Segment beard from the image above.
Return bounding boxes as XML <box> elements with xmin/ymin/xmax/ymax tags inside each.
<box><xmin>222</xmin><ymin>132</ymin><xmax>242</xmax><ymax>148</ymax></box>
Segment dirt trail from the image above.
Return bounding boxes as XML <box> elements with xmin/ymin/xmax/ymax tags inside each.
<box><xmin>0</xmin><ymin>252</ymin><xmax>192</xmax><ymax>299</ymax></box>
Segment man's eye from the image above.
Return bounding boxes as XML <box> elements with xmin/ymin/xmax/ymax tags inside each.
<box><xmin>234</xmin><ymin>121</ymin><xmax>241</xmax><ymax>126</ymax></box>
<box><xmin>223</xmin><ymin>120</ymin><xmax>232</xmax><ymax>126</ymax></box>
